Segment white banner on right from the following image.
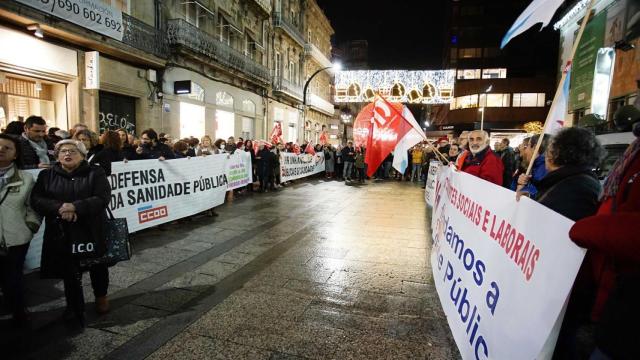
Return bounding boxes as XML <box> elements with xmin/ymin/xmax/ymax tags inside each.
<box><xmin>430</xmin><ymin>166</ymin><xmax>585</xmax><ymax>360</ymax></box>
<box><xmin>280</xmin><ymin>152</ymin><xmax>325</xmax><ymax>182</ymax></box>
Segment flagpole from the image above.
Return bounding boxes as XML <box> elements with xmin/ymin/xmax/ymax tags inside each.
<box><xmin>525</xmin><ymin>0</ymin><xmax>596</xmax><ymax>176</ymax></box>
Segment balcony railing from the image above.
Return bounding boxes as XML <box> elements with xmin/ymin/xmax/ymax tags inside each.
<box><xmin>304</xmin><ymin>43</ymin><xmax>333</xmax><ymax>69</ymax></box>
<box><xmin>308</xmin><ymin>93</ymin><xmax>335</xmax><ymax>116</ymax></box>
<box><xmin>166</xmin><ymin>19</ymin><xmax>270</xmax><ymax>84</ymax></box>
<box><xmin>250</xmin><ymin>0</ymin><xmax>272</xmax><ymax>14</ymax></box>
<box><xmin>272</xmin><ymin>12</ymin><xmax>305</xmax><ymax>46</ymax></box>
<box><xmin>273</xmin><ymin>76</ymin><xmax>303</xmax><ymax>101</ymax></box>
<box><xmin>122</xmin><ymin>13</ymin><xmax>168</xmax><ymax>59</ymax></box>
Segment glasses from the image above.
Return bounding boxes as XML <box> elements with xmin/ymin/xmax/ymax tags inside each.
<box><xmin>59</xmin><ymin>149</ymin><xmax>79</xmax><ymax>155</ymax></box>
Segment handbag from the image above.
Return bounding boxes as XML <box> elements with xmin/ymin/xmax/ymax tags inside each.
<box><xmin>79</xmin><ymin>208</ymin><xmax>131</xmax><ymax>267</ymax></box>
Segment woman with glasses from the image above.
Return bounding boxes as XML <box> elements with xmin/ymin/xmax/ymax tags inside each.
<box><xmin>31</xmin><ymin>140</ymin><xmax>111</xmax><ymax>326</ymax></box>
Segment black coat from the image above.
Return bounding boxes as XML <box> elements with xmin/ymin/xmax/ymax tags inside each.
<box><xmin>134</xmin><ymin>142</ymin><xmax>175</xmax><ymax>160</ymax></box>
<box><xmin>18</xmin><ymin>136</ymin><xmax>54</xmax><ymax>169</ymax></box>
<box><xmin>31</xmin><ymin>162</ymin><xmax>111</xmax><ymax>279</ymax></box>
<box><xmin>121</xmin><ymin>143</ymin><xmax>136</xmax><ymax>161</ymax></box>
<box><xmin>535</xmin><ymin>165</ymin><xmax>602</xmax><ymax>221</ymax></box>
<box><xmin>256</xmin><ymin>148</ymin><xmax>274</xmax><ymax>174</ymax></box>
<box><xmin>89</xmin><ymin>147</ymin><xmax>123</xmax><ymax>176</ymax></box>
<box><xmin>341</xmin><ymin>146</ymin><xmax>356</xmax><ymax>162</ymax></box>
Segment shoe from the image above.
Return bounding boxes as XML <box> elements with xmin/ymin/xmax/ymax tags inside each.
<box><xmin>95</xmin><ymin>296</ymin><xmax>110</xmax><ymax>315</ymax></box>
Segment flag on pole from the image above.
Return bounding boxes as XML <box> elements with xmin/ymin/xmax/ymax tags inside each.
<box><xmin>392</xmin><ymin>106</ymin><xmax>426</xmax><ymax>174</ymax></box>
<box><xmin>353</xmin><ymin>103</ymin><xmax>375</xmax><ymax>147</ymax></box>
<box><xmin>501</xmin><ymin>0</ymin><xmax>565</xmax><ymax>49</ymax></box>
<box><xmin>305</xmin><ymin>141</ymin><xmax>316</xmax><ymax>155</ymax></box>
<box><xmin>545</xmin><ymin>66</ymin><xmax>572</xmax><ymax>135</ymax></box>
<box><xmin>271</xmin><ymin>122</ymin><xmax>283</xmax><ymax>145</ymax></box>
<box><xmin>364</xmin><ymin>96</ymin><xmax>414</xmax><ymax>177</ymax></box>
<box><xmin>319</xmin><ymin>131</ymin><xmax>328</xmax><ymax>145</ymax></box>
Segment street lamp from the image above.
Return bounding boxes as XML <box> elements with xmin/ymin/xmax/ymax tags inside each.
<box><xmin>478</xmin><ymin>85</ymin><xmax>492</xmax><ymax>131</ymax></box>
<box><xmin>301</xmin><ymin>62</ymin><xmax>341</xmax><ymax>142</ymax></box>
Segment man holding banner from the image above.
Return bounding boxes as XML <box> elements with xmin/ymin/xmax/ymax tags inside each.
<box><xmin>460</xmin><ymin>130</ymin><xmax>503</xmax><ymax>186</ymax></box>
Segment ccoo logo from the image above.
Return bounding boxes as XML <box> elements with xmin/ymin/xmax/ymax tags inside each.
<box><xmin>138</xmin><ymin>205</ymin><xmax>168</xmax><ymax>224</ymax></box>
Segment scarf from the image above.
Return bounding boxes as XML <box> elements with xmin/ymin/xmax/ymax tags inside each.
<box><xmin>603</xmin><ymin>138</ymin><xmax>640</xmax><ymax>198</ymax></box>
<box><xmin>22</xmin><ymin>133</ymin><xmax>50</xmax><ymax>165</ymax></box>
<box><xmin>0</xmin><ymin>163</ymin><xmax>15</xmax><ymax>191</ymax></box>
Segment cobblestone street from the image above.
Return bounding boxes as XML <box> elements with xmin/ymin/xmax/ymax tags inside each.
<box><xmin>3</xmin><ymin>179</ymin><xmax>459</xmax><ymax>359</ymax></box>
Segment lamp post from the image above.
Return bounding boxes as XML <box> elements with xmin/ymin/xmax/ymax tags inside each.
<box><xmin>301</xmin><ymin>62</ymin><xmax>341</xmax><ymax>142</ymax></box>
<box><xmin>478</xmin><ymin>85</ymin><xmax>492</xmax><ymax>131</ymax></box>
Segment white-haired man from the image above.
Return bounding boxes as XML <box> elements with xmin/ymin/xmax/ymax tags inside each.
<box><xmin>460</xmin><ymin>130</ymin><xmax>504</xmax><ymax>186</ymax></box>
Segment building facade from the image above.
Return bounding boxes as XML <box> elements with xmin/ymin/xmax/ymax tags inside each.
<box><xmin>441</xmin><ymin>0</ymin><xmax>558</xmax><ymax>136</ymax></box>
<box><xmin>0</xmin><ymin>0</ymin><xmax>337</xmax><ymax>144</ymax></box>
<box><xmin>556</xmin><ymin>0</ymin><xmax>639</xmax><ymax>128</ymax></box>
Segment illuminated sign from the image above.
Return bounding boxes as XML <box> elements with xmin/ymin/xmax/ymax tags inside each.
<box><xmin>334</xmin><ymin>70</ymin><xmax>455</xmax><ymax>104</ymax></box>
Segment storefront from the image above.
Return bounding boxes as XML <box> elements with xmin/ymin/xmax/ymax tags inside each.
<box><xmin>0</xmin><ymin>25</ymin><xmax>79</xmax><ymax>130</ymax></box>
<box><xmin>272</xmin><ymin>103</ymin><xmax>301</xmax><ymax>143</ymax></box>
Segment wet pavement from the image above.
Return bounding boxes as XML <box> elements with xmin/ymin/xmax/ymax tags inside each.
<box><xmin>2</xmin><ymin>178</ymin><xmax>459</xmax><ymax>359</ymax></box>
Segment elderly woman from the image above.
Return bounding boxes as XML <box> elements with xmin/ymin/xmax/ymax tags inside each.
<box><xmin>0</xmin><ymin>134</ymin><xmax>41</xmax><ymax>326</ymax></box>
<box><xmin>527</xmin><ymin>127</ymin><xmax>605</xmax><ymax>359</ymax></box>
<box><xmin>73</xmin><ymin>129</ymin><xmax>101</xmax><ymax>162</ymax></box>
<box><xmin>31</xmin><ymin>140</ymin><xmax>111</xmax><ymax>326</ymax></box>
<box><xmin>197</xmin><ymin>135</ymin><xmax>218</xmax><ymax>156</ymax></box>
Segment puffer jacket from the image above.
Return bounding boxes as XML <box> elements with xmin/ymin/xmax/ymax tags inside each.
<box><xmin>0</xmin><ymin>166</ymin><xmax>41</xmax><ymax>247</ymax></box>
<box><xmin>31</xmin><ymin>162</ymin><xmax>111</xmax><ymax>279</ymax></box>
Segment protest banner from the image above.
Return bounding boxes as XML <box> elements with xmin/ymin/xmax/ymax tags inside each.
<box><xmin>424</xmin><ymin>160</ymin><xmax>441</xmax><ymax>207</ymax></box>
<box><xmin>280</xmin><ymin>152</ymin><xmax>325</xmax><ymax>182</ymax></box>
<box><xmin>24</xmin><ymin>155</ymin><xmax>229</xmax><ymax>270</ymax></box>
<box><xmin>430</xmin><ymin>166</ymin><xmax>585</xmax><ymax>360</ymax></box>
<box><xmin>225</xmin><ymin>151</ymin><xmax>253</xmax><ymax>190</ymax></box>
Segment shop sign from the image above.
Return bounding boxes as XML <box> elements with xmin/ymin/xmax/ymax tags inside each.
<box><xmin>16</xmin><ymin>0</ymin><xmax>124</xmax><ymax>41</ymax></box>
<box><xmin>85</xmin><ymin>51</ymin><xmax>99</xmax><ymax>89</ymax></box>
<box><xmin>570</xmin><ymin>10</ymin><xmax>607</xmax><ymax>111</ymax></box>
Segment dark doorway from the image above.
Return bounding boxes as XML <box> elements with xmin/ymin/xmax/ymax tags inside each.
<box><xmin>99</xmin><ymin>91</ymin><xmax>136</xmax><ymax>134</ymax></box>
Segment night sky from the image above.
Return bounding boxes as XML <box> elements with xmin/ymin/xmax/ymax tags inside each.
<box><xmin>316</xmin><ymin>0</ymin><xmax>447</xmax><ymax>70</ymax></box>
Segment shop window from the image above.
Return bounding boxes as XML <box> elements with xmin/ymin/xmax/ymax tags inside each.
<box><xmin>513</xmin><ymin>93</ymin><xmax>546</xmax><ymax>107</ymax></box>
<box><xmin>216</xmin><ymin>91</ymin><xmax>234</xmax><ymax>107</ymax></box>
<box><xmin>180</xmin><ymin>102</ymin><xmax>205</xmax><ymax>139</ymax></box>
<box><xmin>482</xmin><ymin>68</ymin><xmax>507</xmax><ymax>79</ymax></box>
<box><xmin>215</xmin><ymin>109</ymin><xmax>235</xmax><ymax>140</ymax></box>
<box><xmin>287</xmin><ymin>122</ymin><xmax>297</xmax><ymax>143</ymax></box>
<box><xmin>479</xmin><ymin>93</ymin><xmax>510</xmax><ymax>107</ymax></box>
<box><xmin>457</xmin><ymin>69</ymin><xmax>481</xmax><ymax>80</ymax></box>
<box><xmin>242</xmin><ymin>117</ymin><xmax>254</xmax><ymax>139</ymax></box>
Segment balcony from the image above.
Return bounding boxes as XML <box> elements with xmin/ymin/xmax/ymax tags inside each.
<box><xmin>272</xmin><ymin>12</ymin><xmax>305</xmax><ymax>46</ymax></box>
<box><xmin>122</xmin><ymin>14</ymin><xmax>168</xmax><ymax>59</ymax></box>
<box><xmin>308</xmin><ymin>93</ymin><xmax>335</xmax><ymax>116</ymax></box>
<box><xmin>304</xmin><ymin>43</ymin><xmax>333</xmax><ymax>69</ymax></box>
<box><xmin>273</xmin><ymin>76</ymin><xmax>304</xmax><ymax>101</ymax></box>
<box><xmin>166</xmin><ymin>19</ymin><xmax>270</xmax><ymax>84</ymax></box>
<box><xmin>249</xmin><ymin>0</ymin><xmax>272</xmax><ymax>15</ymax></box>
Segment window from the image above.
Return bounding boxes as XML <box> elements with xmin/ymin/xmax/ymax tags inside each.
<box><xmin>459</xmin><ymin>48</ymin><xmax>482</xmax><ymax>58</ymax></box>
<box><xmin>215</xmin><ymin>110</ymin><xmax>235</xmax><ymax>140</ymax></box>
<box><xmin>483</xmin><ymin>47</ymin><xmax>499</xmax><ymax>58</ymax></box>
<box><xmin>289</xmin><ymin>61</ymin><xmax>295</xmax><ymax>83</ymax></box>
<box><xmin>275</xmin><ymin>52</ymin><xmax>281</xmax><ymax>78</ymax></box>
<box><xmin>242</xmin><ymin>117</ymin><xmax>254</xmax><ymax>139</ymax></box>
<box><xmin>242</xmin><ymin>100</ymin><xmax>256</xmax><ymax>114</ymax></box>
<box><xmin>479</xmin><ymin>93</ymin><xmax>510</xmax><ymax>107</ymax></box>
<box><xmin>450</xmin><ymin>48</ymin><xmax>458</xmax><ymax>60</ymax></box>
<box><xmin>482</xmin><ymin>68</ymin><xmax>507</xmax><ymax>79</ymax></box>
<box><xmin>513</xmin><ymin>93</ymin><xmax>546</xmax><ymax>107</ymax></box>
<box><xmin>215</xmin><ymin>91</ymin><xmax>234</xmax><ymax>107</ymax></box>
<box><xmin>453</xmin><ymin>94</ymin><xmax>479</xmax><ymax>109</ymax></box>
<box><xmin>263</xmin><ymin>21</ymin><xmax>268</xmax><ymax>46</ymax></box>
<box><xmin>308</xmin><ymin>30</ymin><xmax>312</xmax><ymax>43</ymax></box>
<box><xmin>180</xmin><ymin>102</ymin><xmax>205</xmax><ymax>139</ymax></box>
<box><xmin>457</xmin><ymin>69</ymin><xmax>481</xmax><ymax>80</ymax></box>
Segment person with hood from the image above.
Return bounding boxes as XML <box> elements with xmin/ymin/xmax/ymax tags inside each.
<box><xmin>31</xmin><ymin>140</ymin><xmax>111</xmax><ymax>325</ymax></box>
<box><xmin>460</xmin><ymin>130</ymin><xmax>504</xmax><ymax>186</ymax></box>
<box><xmin>568</xmin><ymin>105</ymin><xmax>640</xmax><ymax>360</ymax></box>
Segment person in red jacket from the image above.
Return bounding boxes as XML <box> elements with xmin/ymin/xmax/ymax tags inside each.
<box><xmin>460</xmin><ymin>130</ymin><xmax>504</xmax><ymax>186</ymax></box>
<box><xmin>569</xmin><ymin>105</ymin><xmax>640</xmax><ymax>360</ymax></box>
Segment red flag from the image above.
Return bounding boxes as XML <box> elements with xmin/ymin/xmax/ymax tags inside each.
<box><xmin>305</xmin><ymin>141</ymin><xmax>316</xmax><ymax>155</ymax></box>
<box><xmin>271</xmin><ymin>122</ymin><xmax>283</xmax><ymax>144</ymax></box>
<box><xmin>319</xmin><ymin>131</ymin><xmax>328</xmax><ymax>145</ymax></box>
<box><xmin>364</xmin><ymin>96</ymin><xmax>413</xmax><ymax>177</ymax></box>
<box><xmin>353</xmin><ymin>103</ymin><xmax>374</xmax><ymax>147</ymax></box>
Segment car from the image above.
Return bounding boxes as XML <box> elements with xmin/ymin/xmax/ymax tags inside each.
<box><xmin>595</xmin><ymin>132</ymin><xmax>635</xmax><ymax>180</ymax></box>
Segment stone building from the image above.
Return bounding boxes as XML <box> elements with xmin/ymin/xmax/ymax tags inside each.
<box><xmin>0</xmin><ymin>0</ymin><xmax>336</xmax><ymax>143</ymax></box>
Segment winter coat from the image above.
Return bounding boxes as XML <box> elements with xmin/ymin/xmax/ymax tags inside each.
<box><xmin>461</xmin><ymin>147</ymin><xmax>504</xmax><ymax>186</ymax></box>
<box><xmin>133</xmin><ymin>142</ymin><xmax>175</xmax><ymax>160</ymax></box>
<box><xmin>569</xmin><ymin>145</ymin><xmax>640</xmax><ymax>359</ymax></box>
<box><xmin>89</xmin><ymin>147</ymin><xmax>123</xmax><ymax>176</ymax></box>
<box><xmin>499</xmin><ymin>146</ymin><xmax>516</xmax><ymax>188</ymax></box>
<box><xmin>341</xmin><ymin>146</ymin><xmax>356</xmax><ymax>162</ymax></box>
<box><xmin>355</xmin><ymin>152</ymin><xmax>365</xmax><ymax>169</ymax></box>
<box><xmin>31</xmin><ymin>162</ymin><xmax>111</xmax><ymax>279</ymax></box>
<box><xmin>411</xmin><ymin>149</ymin><xmax>423</xmax><ymax>165</ymax></box>
<box><xmin>324</xmin><ymin>149</ymin><xmax>335</xmax><ymax>172</ymax></box>
<box><xmin>121</xmin><ymin>143</ymin><xmax>136</xmax><ymax>161</ymax></box>
<box><xmin>256</xmin><ymin>148</ymin><xmax>274</xmax><ymax>174</ymax></box>
<box><xmin>18</xmin><ymin>136</ymin><xmax>54</xmax><ymax>169</ymax></box>
<box><xmin>535</xmin><ymin>165</ymin><xmax>602</xmax><ymax>221</ymax></box>
<box><xmin>0</xmin><ymin>166</ymin><xmax>41</xmax><ymax>248</ymax></box>
<box><xmin>511</xmin><ymin>155</ymin><xmax>547</xmax><ymax>197</ymax></box>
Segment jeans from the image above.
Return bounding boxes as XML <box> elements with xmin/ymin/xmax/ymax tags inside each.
<box><xmin>63</xmin><ymin>263</ymin><xmax>109</xmax><ymax>315</ymax></box>
<box><xmin>343</xmin><ymin>161</ymin><xmax>354</xmax><ymax>179</ymax></box>
<box><xmin>411</xmin><ymin>164</ymin><xmax>422</xmax><ymax>181</ymax></box>
<box><xmin>0</xmin><ymin>243</ymin><xmax>30</xmax><ymax>317</ymax></box>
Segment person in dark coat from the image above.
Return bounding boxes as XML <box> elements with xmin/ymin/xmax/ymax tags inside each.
<box><xmin>341</xmin><ymin>141</ymin><xmax>356</xmax><ymax>181</ymax></box>
<box><xmin>256</xmin><ymin>143</ymin><xmax>273</xmax><ymax>192</ymax></box>
<box><xmin>499</xmin><ymin>138</ymin><xmax>516</xmax><ymax>189</ymax></box>
<box><xmin>524</xmin><ymin>127</ymin><xmax>605</xmax><ymax>360</ymax></box>
<box><xmin>117</xmin><ymin>128</ymin><xmax>136</xmax><ymax>161</ymax></box>
<box><xmin>568</xmin><ymin>105</ymin><xmax>640</xmax><ymax>360</ymax></box>
<box><xmin>90</xmin><ymin>130</ymin><xmax>124</xmax><ymax>176</ymax></box>
<box><xmin>133</xmin><ymin>128</ymin><xmax>175</xmax><ymax>160</ymax></box>
<box><xmin>31</xmin><ymin>140</ymin><xmax>111</xmax><ymax>325</ymax></box>
<box><xmin>461</xmin><ymin>130</ymin><xmax>504</xmax><ymax>186</ymax></box>
<box><xmin>18</xmin><ymin>116</ymin><xmax>54</xmax><ymax>169</ymax></box>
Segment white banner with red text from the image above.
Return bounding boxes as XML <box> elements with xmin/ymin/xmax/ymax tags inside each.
<box><xmin>430</xmin><ymin>166</ymin><xmax>585</xmax><ymax>360</ymax></box>
<box><xmin>25</xmin><ymin>155</ymin><xmax>238</xmax><ymax>271</ymax></box>
<box><xmin>279</xmin><ymin>152</ymin><xmax>325</xmax><ymax>182</ymax></box>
